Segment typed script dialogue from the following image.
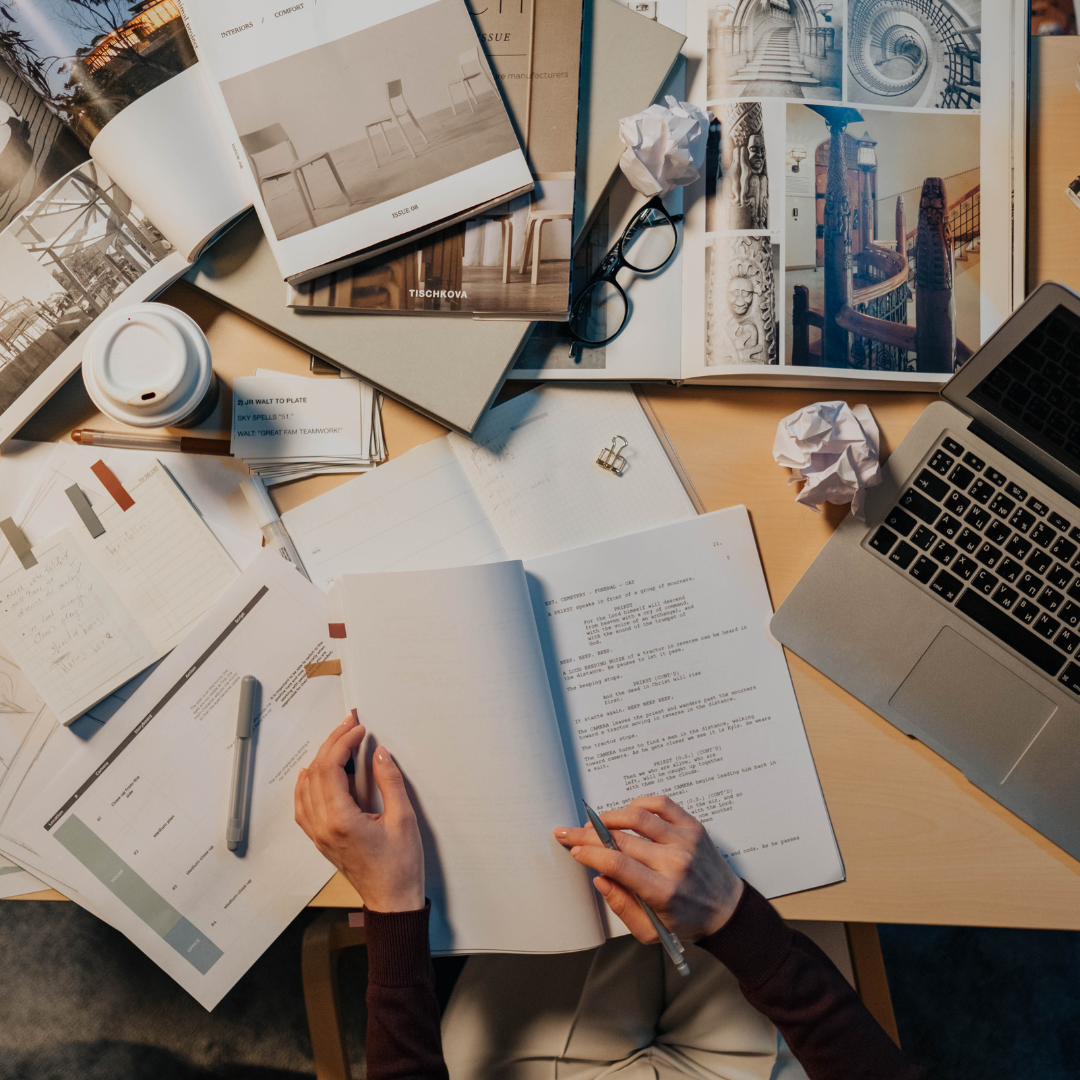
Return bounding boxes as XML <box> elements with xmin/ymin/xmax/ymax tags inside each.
<box><xmin>527</xmin><ymin>508</ymin><xmax>843</xmax><ymax>896</ymax></box>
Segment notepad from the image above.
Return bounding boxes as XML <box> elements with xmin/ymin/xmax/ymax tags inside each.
<box><xmin>0</xmin><ymin>463</ymin><xmax>239</xmax><ymax>725</ymax></box>
<box><xmin>282</xmin><ymin>385</ymin><xmax>699</xmax><ymax>590</ymax></box>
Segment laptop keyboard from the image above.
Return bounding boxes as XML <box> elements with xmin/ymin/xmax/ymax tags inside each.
<box><xmin>864</xmin><ymin>434</ymin><xmax>1080</xmax><ymax>699</ymax></box>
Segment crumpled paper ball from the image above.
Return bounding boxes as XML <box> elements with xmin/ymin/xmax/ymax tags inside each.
<box><xmin>618</xmin><ymin>96</ymin><xmax>709</xmax><ymax>198</ymax></box>
<box><xmin>773</xmin><ymin>401</ymin><xmax>882</xmax><ymax>520</ymax></box>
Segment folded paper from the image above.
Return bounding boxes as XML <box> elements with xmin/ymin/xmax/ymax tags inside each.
<box><xmin>618</xmin><ymin>96</ymin><xmax>709</xmax><ymax>198</ymax></box>
<box><xmin>773</xmin><ymin>401</ymin><xmax>882</xmax><ymax>519</ymax></box>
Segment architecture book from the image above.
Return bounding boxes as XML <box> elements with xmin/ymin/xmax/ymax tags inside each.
<box><xmin>286</xmin><ymin>0</ymin><xmax>585</xmax><ymax>320</ymax></box>
<box><xmin>330</xmin><ymin>509</ymin><xmax>844</xmax><ymax>953</ymax></box>
<box><xmin>514</xmin><ymin>0</ymin><xmax>1030</xmax><ymax>392</ymax></box>
<box><xmin>0</xmin><ymin>0</ymin><xmax>251</xmax><ymax>444</ymax></box>
<box><xmin>175</xmin><ymin>0</ymin><xmax>535</xmax><ymax>286</ymax></box>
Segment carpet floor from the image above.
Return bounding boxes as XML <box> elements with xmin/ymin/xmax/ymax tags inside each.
<box><xmin>2</xmin><ymin>902</ymin><xmax>1078</xmax><ymax>1078</ymax></box>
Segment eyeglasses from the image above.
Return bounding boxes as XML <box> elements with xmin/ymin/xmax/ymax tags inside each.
<box><xmin>568</xmin><ymin>196</ymin><xmax>683</xmax><ymax>347</ymax></box>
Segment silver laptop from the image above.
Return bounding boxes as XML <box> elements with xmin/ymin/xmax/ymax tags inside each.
<box><xmin>771</xmin><ymin>282</ymin><xmax>1080</xmax><ymax>860</ymax></box>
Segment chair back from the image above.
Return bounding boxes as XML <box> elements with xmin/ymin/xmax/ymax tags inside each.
<box><xmin>459</xmin><ymin>48</ymin><xmax>481</xmax><ymax>78</ymax></box>
<box><xmin>239</xmin><ymin>123</ymin><xmax>292</xmax><ymax>158</ymax></box>
<box><xmin>387</xmin><ymin>80</ymin><xmax>406</xmax><ymax>115</ymax></box>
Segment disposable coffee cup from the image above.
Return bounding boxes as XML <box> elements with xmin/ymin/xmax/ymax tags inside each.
<box><xmin>82</xmin><ymin>303</ymin><xmax>218</xmax><ymax>429</ymax></box>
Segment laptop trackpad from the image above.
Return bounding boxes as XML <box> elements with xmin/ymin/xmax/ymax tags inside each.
<box><xmin>889</xmin><ymin>627</ymin><xmax>1057</xmax><ymax>783</ymax></box>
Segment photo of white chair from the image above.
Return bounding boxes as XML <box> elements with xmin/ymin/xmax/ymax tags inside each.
<box><xmin>239</xmin><ymin>123</ymin><xmax>356</xmax><ymax>230</ymax></box>
<box><xmin>518</xmin><ymin>206</ymin><xmax>573</xmax><ymax>285</ymax></box>
<box><xmin>446</xmin><ymin>48</ymin><xmax>497</xmax><ymax>115</ymax></box>
<box><xmin>365</xmin><ymin>80</ymin><xmax>430</xmax><ymax>168</ymax></box>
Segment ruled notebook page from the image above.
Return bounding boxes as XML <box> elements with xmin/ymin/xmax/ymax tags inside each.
<box><xmin>448</xmin><ymin>386</ymin><xmax>697</xmax><ymax>561</ymax></box>
<box><xmin>76</xmin><ymin>464</ymin><xmax>240</xmax><ymax>654</ymax></box>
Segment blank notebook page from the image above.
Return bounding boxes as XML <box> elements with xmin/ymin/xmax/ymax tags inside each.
<box><xmin>449</xmin><ymin>385</ymin><xmax>696</xmax><ymax>561</ymax></box>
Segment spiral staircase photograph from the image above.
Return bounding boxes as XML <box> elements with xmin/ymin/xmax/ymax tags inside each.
<box><xmin>847</xmin><ymin>0</ymin><xmax>981</xmax><ymax>109</ymax></box>
<box><xmin>708</xmin><ymin>0</ymin><xmax>843</xmax><ymax>101</ymax></box>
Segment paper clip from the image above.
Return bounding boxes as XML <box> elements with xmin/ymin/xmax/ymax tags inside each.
<box><xmin>596</xmin><ymin>435</ymin><xmax>628</xmax><ymax>475</ymax></box>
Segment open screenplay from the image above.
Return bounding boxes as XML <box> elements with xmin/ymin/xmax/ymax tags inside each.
<box><xmin>331</xmin><ymin>509</ymin><xmax>843</xmax><ymax>955</ymax></box>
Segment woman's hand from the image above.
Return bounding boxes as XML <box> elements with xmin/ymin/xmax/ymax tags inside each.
<box><xmin>295</xmin><ymin>713</ymin><xmax>425</xmax><ymax>912</ymax></box>
<box><xmin>554</xmin><ymin>795</ymin><xmax>743</xmax><ymax>942</ymax></box>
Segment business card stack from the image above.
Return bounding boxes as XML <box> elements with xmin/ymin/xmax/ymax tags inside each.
<box><xmin>232</xmin><ymin>369</ymin><xmax>386</xmax><ymax>483</ymax></box>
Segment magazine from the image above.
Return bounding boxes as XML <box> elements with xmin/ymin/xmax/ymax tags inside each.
<box><xmin>0</xmin><ymin>0</ymin><xmax>250</xmax><ymax>443</ymax></box>
<box><xmin>285</xmin><ymin>0</ymin><xmax>584</xmax><ymax>320</ymax></box>
<box><xmin>175</xmin><ymin>0</ymin><xmax>535</xmax><ymax>286</ymax></box>
<box><xmin>513</xmin><ymin>0</ymin><xmax>1029</xmax><ymax>392</ymax></box>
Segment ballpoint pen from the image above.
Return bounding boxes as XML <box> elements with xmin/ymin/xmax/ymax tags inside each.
<box><xmin>583</xmin><ymin>801</ymin><xmax>690</xmax><ymax>977</ymax></box>
<box><xmin>227</xmin><ymin>676</ymin><xmax>258</xmax><ymax>852</ymax></box>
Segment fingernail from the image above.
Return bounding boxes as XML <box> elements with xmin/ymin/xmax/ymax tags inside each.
<box><xmin>298</xmin><ymin>768</ymin><xmax>306</xmax><ymax>779</ymax></box>
<box><xmin>374</xmin><ymin>746</ymin><xmax>392</xmax><ymax>765</ymax></box>
<box><xmin>570</xmin><ymin>845</ymin><xmax>581</xmax><ymax>856</ymax></box>
<box><xmin>553</xmin><ymin>827</ymin><xmax>569</xmax><ymax>837</ymax></box>
<box><xmin>350</xmin><ymin>708</ymin><xmax>359</xmax><ymax>724</ymax></box>
<box><xmin>594</xmin><ymin>877</ymin><xmax>612</xmax><ymax>896</ymax></box>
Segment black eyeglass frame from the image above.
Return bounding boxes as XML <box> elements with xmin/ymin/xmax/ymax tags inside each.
<box><xmin>568</xmin><ymin>195</ymin><xmax>684</xmax><ymax>347</ymax></box>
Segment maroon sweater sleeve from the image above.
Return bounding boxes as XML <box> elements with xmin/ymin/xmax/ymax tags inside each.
<box><xmin>364</xmin><ymin>903</ymin><xmax>448</xmax><ymax>1080</ymax></box>
<box><xmin>698</xmin><ymin>883</ymin><xmax>924</xmax><ymax>1080</ymax></box>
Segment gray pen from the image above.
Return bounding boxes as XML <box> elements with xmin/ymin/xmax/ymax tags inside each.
<box><xmin>227</xmin><ymin>676</ymin><xmax>258</xmax><ymax>852</ymax></box>
<box><xmin>583</xmin><ymin>801</ymin><xmax>690</xmax><ymax>977</ymax></box>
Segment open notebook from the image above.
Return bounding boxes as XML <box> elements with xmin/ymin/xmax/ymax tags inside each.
<box><xmin>0</xmin><ymin>463</ymin><xmax>239</xmax><ymax>725</ymax></box>
<box><xmin>281</xmin><ymin>385</ymin><xmax>701</xmax><ymax>589</ymax></box>
<box><xmin>331</xmin><ymin>509</ymin><xmax>844</xmax><ymax>955</ymax></box>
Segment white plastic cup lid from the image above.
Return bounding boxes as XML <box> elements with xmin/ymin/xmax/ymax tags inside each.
<box><xmin>82</xmin><ymin>303</ymin><xmax>213</xmax><ymax>428</ymax></box>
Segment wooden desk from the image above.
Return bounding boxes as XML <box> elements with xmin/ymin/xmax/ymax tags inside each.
<box><xmin>12</xmin><ymin>40</ymin><xmax>1080</xmax><ymax>924</ymax></box>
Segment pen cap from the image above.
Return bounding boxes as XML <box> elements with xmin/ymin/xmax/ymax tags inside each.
<box><xmin>236</xmin><ymin>676</ymin><xmax>257</xmax><ymax>738</ymax></box>
<box><xmin>240</xmin><ymin>477</ymin><xmax>279</xmax><ymax>529</ymax></box>
<box><xmin>82</xmin><ymin>303</ymin><xmax>218</xmax><ymax>429</ymax></box>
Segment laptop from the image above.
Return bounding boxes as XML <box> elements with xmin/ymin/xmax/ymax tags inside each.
<box><xmin>771</xmin><ymin>282</ymin><xmax>1080</xmax><ymax>860</ymax></box>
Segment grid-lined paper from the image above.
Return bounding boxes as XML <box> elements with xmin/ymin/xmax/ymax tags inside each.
<box><xmin>0</xmin><ymin>464</ymin><xmax>239</xmax><ymax>723</ymax></box>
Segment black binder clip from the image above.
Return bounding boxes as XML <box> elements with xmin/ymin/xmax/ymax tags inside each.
<box><xmin>596</xmin><ymin>435</ymin><xmax>628</xmax><ymax>475</ymax></box>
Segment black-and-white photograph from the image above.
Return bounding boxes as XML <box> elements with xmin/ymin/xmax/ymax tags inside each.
<box><xmin>707</xmin><ymin>0</ymin><xmax>843</xmax><ymax>102</ymax></box>
<box><xmin>705</xmin><ymin>234</ymin><xmax>779</xmax><ymax>366</ymax></box>
<box><xmin>220</xmin><ymin>0</ymin><xmax>521</xmax><ymax>242</ymax></box>
<box><xmin>0</xmin><ymin>161</ymin><xmax>172</xmax><ymax>414</ymax></box>
<box><xmin>847</xmin><ymin>0</ymin><xmax>981</xmax><ymax>109</ymax></box>
<box><xmin>705</xmin><ymin>101</ymin><xmax>770</xmax><ymax>232</ymax></box>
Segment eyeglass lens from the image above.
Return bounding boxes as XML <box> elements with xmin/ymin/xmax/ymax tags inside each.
<box><xmin>568</xmin><ymin>279</ymin><xmax>627</xmax><ymax>345</ymax></box>
<box><xmin>621</xmin><ymin>206</ymin><xmax>679</xmax><ymax>273</ymax></box>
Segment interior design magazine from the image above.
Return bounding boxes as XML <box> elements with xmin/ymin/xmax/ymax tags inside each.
<box><xmin>286</xmin><ymin>0</ymin><xmax>584</xmax><ymax>320</ymax></box>
<box><xmin>175</xmin><ymin>0</ymin><xmax>535</xmax><ymax>285</ymax></box>
<box><xmin>0</xmin><ymin>0</ymin><xmax>250</xmax><ymax>443</ymax></box>
<box><xmin>514</xmin><ymin>0</ymin><xmax>1028</xmax><ymax>392</ymax></box>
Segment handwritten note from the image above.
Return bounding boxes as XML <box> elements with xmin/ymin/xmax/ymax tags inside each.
<box><xmin>0</xmin><ymin>530</ymin><xmax>155</xmax><ymax>722</ymax></box>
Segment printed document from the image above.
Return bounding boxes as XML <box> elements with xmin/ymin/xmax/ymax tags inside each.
<box><xmin>12</xmin><ymin>552</ymin><xmax>343</xmax><ymax>1009</ymax></box>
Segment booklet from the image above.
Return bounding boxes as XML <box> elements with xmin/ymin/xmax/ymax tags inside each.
<box><xmin>331</xmin><ymin>508</ymin><xmax>844</xmax><ymax>954</ymax></box>
<box><xmin>285</xmin><ymin>0</ymin><xmax>585</xmax><ymax>320</ymax></box>
<box><xmin>0</xmin><ymin>1</ymin><xmax>250</xmax><ymax>443</ymax></box>
<box><xmin>513</xmin><ymin>0</ymin><xmax>1030</xmax><ymax>393</ymax></box>
<box><xmin>176</xmin><ymin>0</ymin><xmax>535</xmax><ymax>285</ymax></box>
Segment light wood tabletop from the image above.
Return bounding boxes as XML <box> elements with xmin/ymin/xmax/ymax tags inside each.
<box><xmin>10</xmin><ymin>38</ymin><xmax>1080</xmax><ymax>927</ymax></box>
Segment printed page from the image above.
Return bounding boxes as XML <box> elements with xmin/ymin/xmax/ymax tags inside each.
<box><xmin>448</xmin><ymin>386</ymin><xmax>696</xmax><ymax>559</ymax></box>
<box><xmin>0</xmin><ymin>528</ymin><xmax>158</xmax><ymax>726</ymax></box>
<box><xmin>178</xmin><ymin>0</ymin><xmax>533</xmax><ymax>281</ymax></box>
<box><xmin>281</xmin><ymin>438</ymin><xmax>506</xmax><ymax>591</ymax></box>
<box><xmin>336</xmin><ymin>561</ymin><xmax>604</xmax><ymax>954</ymax></box>
<box><xmin>72</xmin><ymin>464</ymin><xmax>240</xmax><ymax>655</ymax></box>
<box><xmin>679</xmin><ymin>0</ymin><xmax>1024</xmax><ymax>384</ymax></box>
<box><xmin>10</xmin><ymin>552</ymin><xmax>344</xmax><ymax>1010</ymax></box>
<box><xmin>523</xmin><ymin>508</ymin><xmax>844</xmax><ymax>902</ymax></box>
